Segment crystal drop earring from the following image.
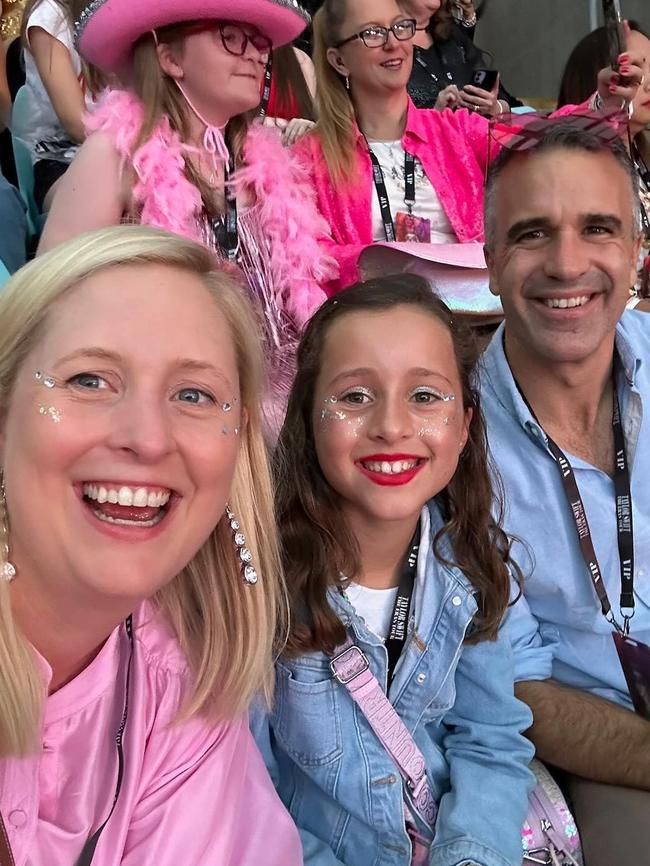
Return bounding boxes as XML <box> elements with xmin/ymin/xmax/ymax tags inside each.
<box><xmin>225</xmin><ymin>504</ymin><xmax>258</xmax><ymax>585</ymax></box>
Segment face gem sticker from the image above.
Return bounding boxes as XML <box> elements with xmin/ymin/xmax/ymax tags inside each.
<box><xmin>34</xmin><ymin>370</ymin><xmax>57</xmax><ymax>389</ymax></box>
<box><xmin>39</xmin><ymin>405</ymin><xmax>62</xmax><ymax>423</ymax></box>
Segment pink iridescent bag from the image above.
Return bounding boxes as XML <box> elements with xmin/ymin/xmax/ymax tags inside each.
<box><xmin>522</xmin><ymin>760</ymin><xmax>583</xmax><ymax>865</ymax></box>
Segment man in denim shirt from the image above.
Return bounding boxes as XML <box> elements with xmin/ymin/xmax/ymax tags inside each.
<box><xmin>479</xmin><ymin>122</ymin><xmax>650</xmax><ymax>866</ymax></box>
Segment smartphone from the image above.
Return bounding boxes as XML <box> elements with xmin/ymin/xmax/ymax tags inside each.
<box><xmin>472</xmin><ymin>69</ymin><xmax>499</xmax><ymax>91</ymax></box>
<box><xmin>602</xmin><ymin>0</ymin><xmax>626</xmax><ymax>71</ymax></box>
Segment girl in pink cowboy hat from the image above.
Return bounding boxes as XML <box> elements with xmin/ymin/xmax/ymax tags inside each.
<box><xmin>39</xmin><ymin>0</ymin><xmax>335</xmax><ymax>424</ymax></box>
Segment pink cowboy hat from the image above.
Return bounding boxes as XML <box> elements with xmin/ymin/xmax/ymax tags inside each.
<box><xmin>74</xmin><ymin>0</ymin><xmax>310</xmax><ymax>74</ymax></box>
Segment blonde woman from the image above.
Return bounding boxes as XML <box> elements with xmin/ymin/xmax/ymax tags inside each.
<box><xmin>0</xmin><ymin>226</ymin><xmax>301</xmax><ymax>865</ymax></box>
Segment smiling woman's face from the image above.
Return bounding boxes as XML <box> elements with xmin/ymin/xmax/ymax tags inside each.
<box><xmin>1</xmin><ymin>262</ymin><xmax>241</xmax><ymax>610</ymax></box>
<box><xmin>328</xmin><ymin>0</ymin><xmax>415</xmax><ymax>95</ymax></box>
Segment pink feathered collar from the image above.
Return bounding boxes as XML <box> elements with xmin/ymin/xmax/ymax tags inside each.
<box><xmin>85</xmin><ymin>89</ymin><xmax>335</xmax><ymax>326</ymax></box>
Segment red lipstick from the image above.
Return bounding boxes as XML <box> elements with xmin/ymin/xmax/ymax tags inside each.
<box><xmin>355</xmin><ymin>455</ymin><xmax>425</xmax><ymax>487</ymax></box>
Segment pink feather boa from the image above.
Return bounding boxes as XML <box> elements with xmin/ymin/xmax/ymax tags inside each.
<box><xmin>85</xmin><ymin>89</ymin><xmax>335</xmax><ymax>326</ymax></box>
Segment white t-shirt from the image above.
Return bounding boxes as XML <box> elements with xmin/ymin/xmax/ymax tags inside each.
<box><xmin>345</xmin><ymin>583</ymin><xmax>399</xmax><ymax>641</ymax></box>
<box><xmin>367</xmin><ymin>139</ymin><xmax>456</xmax><ymax>244</ymax></box>
<box><xmin>16</xmin><ymin>0</ymin><xmax>90</xmax><ymax>162</ymax></box>
<box><xmin>344</xmin><ymin>508</ymin><xmax>432</xmax><ymax>641</ymax></box>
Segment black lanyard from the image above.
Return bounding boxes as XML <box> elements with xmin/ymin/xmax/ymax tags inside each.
<box><xmin>385</xmin><ymin>523</ymin><xmax>421</xmax><ymax>689</ymax></box>
<box><xmin>367</xmin><ymin>143</ymin><xmax>417</xmax><ymax>243</ymax></box>
<box><xmin>413</xmin><ymin>43</ymin><xmax>454</xmax><ymax>87</ymax></box>
<box><xmin>74</xmin><ymin>616</ymin><xmax>134</xmax><ymax>866</ymax></box>
<box><xmin>258</xmin><ymin>54</ymin><xmax>273</xmax><ymax>120</ymax></box>
<box><xmin>516</xmin><ymin>359</ymin><xmax>635</xmax><ymax>635</ymax></box>
<box><xmin>211</xmin><ymin>150</ymin><xmax>239</xmax><ymax>262</ymax></box>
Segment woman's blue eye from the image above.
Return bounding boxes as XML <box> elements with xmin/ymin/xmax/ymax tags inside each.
<box><xmin>176</xmin><ymin>388</ymin><xmax>213</xmax><ymax>406</ymax></box>
<box><xmin>68</xmin><ymin>373</ymin><xmax>108</xmax><ymax>390</ymax></box>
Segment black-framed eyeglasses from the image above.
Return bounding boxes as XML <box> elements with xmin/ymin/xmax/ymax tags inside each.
<box><xmin>334</xmin><ymin>18</ymin><xmax>416</xmax><ymax>49</ymax></box>
<box><xmin>184</xmin><ymin>21</ymin><xmax>272</xmax><ymax>58</ymax></box>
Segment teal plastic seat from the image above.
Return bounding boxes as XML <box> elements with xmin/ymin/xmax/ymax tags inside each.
<box><xmin>0</xmin><ymin>258</ymin><xmax>11</xmax><ymax>289</ymax></box>
<box><xmin>10</xmin><ymin>86</ymin><xmax>46</xmax><ymax>239</ymax></box>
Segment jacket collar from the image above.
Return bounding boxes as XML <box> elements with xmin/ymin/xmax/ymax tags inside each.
<box><xmin>480</xmin><ymin>318</ymin><xmax>643</xmax><ymax>441</ymax></box>
<box><xmin>353</xmin><ymin>96</ymin><xmax>427</xmax><ymax>149</ymax></box>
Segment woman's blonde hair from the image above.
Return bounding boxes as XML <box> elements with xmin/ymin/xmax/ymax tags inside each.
<box><xmin>0</xmin><ymin>226</ymin><xmax>284</xmax><ymax>756</ymax></box>
<box><xmin>130</xmin><ymin>25</ymin><xmax>252</xmax><ymax>215</ymax></box>
<box><xmin>312</xmin><ymin>1</ymin><xmax>359</xmax><ymax>187</ymax></box>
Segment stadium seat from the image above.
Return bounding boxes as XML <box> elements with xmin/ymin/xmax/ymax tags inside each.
<box><xmin>0</xmin><ymin>258</ymin><xmax>11</xmax><ymax>289</ymax></box>
<box><xmin>10</xmin><ymin>86</ymin><xmax>45</xmax><ymax>240</ymax></box>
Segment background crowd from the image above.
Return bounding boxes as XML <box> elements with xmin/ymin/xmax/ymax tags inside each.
<box><xmin>0</xmin><ymin>1</ymin><xmax>649</xmax><ymax>866</ymax></box>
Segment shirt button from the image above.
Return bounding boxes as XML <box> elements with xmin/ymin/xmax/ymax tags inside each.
<box><xmin>452</xmin><ymin>595</ymin><xmax>462</xmax><ymax>606</ymax></box>
<box><xmin>416</xmin><ymin>672</ymin><xmax>427</xmax><ymax>684</ymax></box>
<box><xmin>9</xmin><ymin>809</ymin><xmax>26</xmax><ymax>827</ymax></box>
<box><xmin>638</xmin><ymin>569</ymin><xmax>645</xmax><ymax>578</ymax></box>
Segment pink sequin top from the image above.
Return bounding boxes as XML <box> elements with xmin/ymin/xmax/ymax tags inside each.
<box><xmin>0</xmin><ymin>603</ymin><xmax>302</xmax><ymax>866</ymax></box>
<box><xmin>293</xmin><ymin>98</ymin><xmax>490</xmax><ymax>294</ymax></box>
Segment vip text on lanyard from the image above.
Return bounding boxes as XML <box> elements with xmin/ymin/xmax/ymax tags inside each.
<box><xmin>367</xmin><ymin>143</ymin><xmax>417</xmax><ymax>243</ymax></box>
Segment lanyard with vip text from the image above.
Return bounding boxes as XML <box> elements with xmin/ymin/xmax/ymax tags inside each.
<box><xmin>385</xmin><ymin>522</ymin><xmax>420</xmax><ymax>690</ymax></box>
<box><xmin>367</xmin><ymin>141</ymin><xmax>416</xmax><ymax>243</ymax></box>
<box><xmin>519</xmin><ymin>360</ymin><xmax>635</xmax><ymax>635</ymax></box>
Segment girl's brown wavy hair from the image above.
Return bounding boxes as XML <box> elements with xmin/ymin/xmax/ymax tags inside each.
<box><xmin>274</xmin><ymin>274</ymin><xmax>522</xmax><ymax>656</ymax></box>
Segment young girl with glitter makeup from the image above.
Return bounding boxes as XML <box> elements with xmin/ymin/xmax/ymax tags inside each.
<box><xmin>253</xmin><ymin>274</ymin><xmax>535</xmax><ymax>866</ymax></box>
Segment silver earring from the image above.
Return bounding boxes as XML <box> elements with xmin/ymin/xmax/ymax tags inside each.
<box><xmin>344</xmin><ymin>75</ymin><xmax>350</xmax><ymax>91</ymax></box>
<box><xmin>0</xmin><ymin>476</ymin><xmax>16</xmax><ymax>582</ymax></box>
<box><xmin>225</xmin><ymin>504</ymin><xmax>258</xmax><ymax>585</ymax></box>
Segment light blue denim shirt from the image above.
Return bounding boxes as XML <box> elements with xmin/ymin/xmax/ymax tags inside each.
<box><xmin>252</xmin><ymin>502</ymin><xmax>535</xmax><ymax>866</ymax></box>
<box><xmin>479</xmin><ymin>312</ymin><xmax>650</xmax><ymax>709</ymax></box>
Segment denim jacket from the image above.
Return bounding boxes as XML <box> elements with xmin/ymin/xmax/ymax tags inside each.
<box><xmin>252</xmin><ymin>502</ymin><xmax>535</xmax><ymax>866</ymax></box>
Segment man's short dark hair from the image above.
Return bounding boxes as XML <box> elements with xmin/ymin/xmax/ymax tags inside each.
<box><xmin>483</xmin><ymin>121</ymin><xmax>641</xmax><ymax>248</ymax></box>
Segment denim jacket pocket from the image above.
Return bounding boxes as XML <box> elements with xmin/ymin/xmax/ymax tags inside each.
<box><xmin>419</xmin><ymin>672</ymin><xmax>456</xmax><ymax>720</ymax></box>
<box><xmin>274</xmin><ymin>659</ymin><xmax>343</xmax><ymax>767</ymax></box>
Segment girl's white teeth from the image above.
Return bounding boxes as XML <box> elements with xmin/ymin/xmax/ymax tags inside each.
<box><xmin>363</xmin><ymin>460</ymin><xmax>418</xmax><ymax>474</ymax></box>
<box><xmin>82</xmin><ymin>484</ymin><xmax>171</xmax><ymax>508</ymax></box>
<box><xmin>543</xmin><ymin>295</ymin><xmax>591</xmax><ymax>309</ymax></box>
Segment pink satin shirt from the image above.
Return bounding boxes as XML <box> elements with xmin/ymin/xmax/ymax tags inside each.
<box><xmin>0</xmin><ymin>603</ymin><xmax>302</xmax><ymax>866</ymax></box>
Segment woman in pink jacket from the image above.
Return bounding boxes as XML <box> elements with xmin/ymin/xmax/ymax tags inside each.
<box><xmin>0</xmin><ymin>225</ymin><xmax>302</xmax><ymax>866</ymax></box>
<box><xmin>296</xmin><ymin>0</ymin><xmax>631</xmax><ymax>299</ymax></box>
<box><xmin>294</xmin><ymin>0</ymin><xmax>490</xmax><ymax>296</ymax></box>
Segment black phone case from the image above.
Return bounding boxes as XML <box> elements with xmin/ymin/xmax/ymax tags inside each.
<box><xmin>472</xmin><ymin>69</ymin><xmax>498</xmax><ymax>90</ymax></box>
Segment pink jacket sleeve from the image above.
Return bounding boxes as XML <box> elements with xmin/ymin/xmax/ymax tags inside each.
<box><xmin>121</xmin><ymin>713</ymin><xmax>302</xmax><ymax>865</ymax></box>
<box><xmin>452</xmin><ymin>107</ymin><xmax>492</xmax><ymax>173</ymax></box>
<box><xmin>292</xmin><ymin>135</ymin><xmax>365</xmax><ymax>295</ymax></box>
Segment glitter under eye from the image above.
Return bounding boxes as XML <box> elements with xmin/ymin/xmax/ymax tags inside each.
<box><xmin>39</xmin><ymin>405</ymin><xmax>62</xmax><ymax>423</ymax></box>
